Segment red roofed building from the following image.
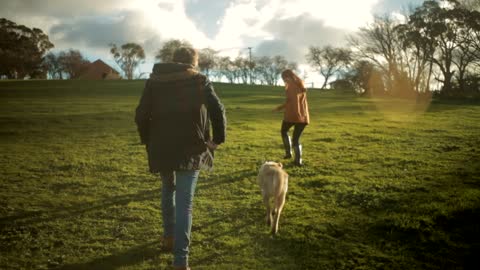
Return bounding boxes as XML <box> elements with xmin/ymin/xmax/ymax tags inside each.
<box><xmin>78</xmin><ymin>59</ymin><xmax>122</xmax><ymax>80</ymax></box>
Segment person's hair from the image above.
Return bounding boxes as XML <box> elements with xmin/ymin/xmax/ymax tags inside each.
<box><xmin>172</xmin><ymin>47</ymin><xmax>198</xmax><ymax>65</ymax></box>
<box><xmin>281</xmin><ymin>69</ymin><xmax>305</xmax><ymax>90</ymax></box>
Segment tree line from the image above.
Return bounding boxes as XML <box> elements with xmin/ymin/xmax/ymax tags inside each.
<box><xmin>341</xmin><ymin>0</ymin><xmax>480</xmax><ymax>98</ymax></box>
<box><xmin>1</xmin><ymin>0</ymin><xmax>479</xmax><ymax>98</ymax></box>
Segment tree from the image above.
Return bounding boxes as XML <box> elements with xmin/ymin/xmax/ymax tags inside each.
<box><xmin>306</xmin><ymin>46</ymin><xmax>352</xmax><ymax>89</ymax></box>
<box><xmin>43</xmin><ymin>52</ymin><xmax>63</xmax><ymax>79</ymax></box>
<box><xmin>0</xmin><ymin>18</ymin><xmax>53</xmax><ymax>79</ymax></box>
<box><xmin>451</xmin><ymin>3</ymin><xmax>480</xmax><ymax>91</ymax></box>
<box><xmin>254</xmin><ymin>55</ymin><xmax>292</xmax><ymax>86</ymax></box>
<box><xmin>198</xmin><ymin>48</ymin><xmax>217</xmax><ymax>77</ymax></box>
<box><xmin>110</xmin><ymin>43</ymin><xmax>145</xmax><ymax>80</ymax></box>
<box><xmin>404</xmin><ymin>0</ymin><xmax>480</xmax><ymax>96</ymax></box>
<box><xmin>349</xmin><ymin>15</ymin><xmax>412</xmax><ymax>96</ymax></box>
<box><xmin>234</xmin><ymin>56</ymin><xmax>250</xmax><ymax>84</ymax></box>
<box><xmin>395</xmin><ymin>21</ymin><xmax>436</xmax><ymax>94</ymax></box>
<box><xmin>216</xmin><ymin>56</ymin><xmax>238</xmax><ymax>84</ymax></box>
<box><xmin>57</xmin><ymin>49</ymin><xmax>90</xmax><ymax>79</ymax></box>
<box><xmin>459</xmin><ymin>0</ymin><xmax>480</xmax><ymax>11</ymax></box>
<box><xmin>155</xmin><ymin>39</ymin><xmax>192</xmax><ymax>63</ymax></box>
<box><xmin>343</xmin><ymin>60</ymin><xmax>386</xmax><ymax>96</ymax></box>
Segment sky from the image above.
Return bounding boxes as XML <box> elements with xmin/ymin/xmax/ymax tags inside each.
<box><xmin>1</xmin><ymin>0</ymin><xmax>425</xmax><ymax>83</ymax></box>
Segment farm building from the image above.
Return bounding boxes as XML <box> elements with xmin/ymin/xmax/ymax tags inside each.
<box><xmin>78</xmin><ymin>59</ymin><xmax>121</xmax><ymax>80</ymax></box>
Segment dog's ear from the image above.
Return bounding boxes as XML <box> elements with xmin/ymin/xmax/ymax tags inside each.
<box><xmin>278</xmin><ymin>162</ymin><xmax>283</xmax><ymax>168</ymax></box>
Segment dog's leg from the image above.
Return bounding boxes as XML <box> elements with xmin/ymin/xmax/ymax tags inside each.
<box><xmin>263</xmin><ymin>195</ymin><xmax>272</xmax><ymax>226</ymax></box>
<box><xmin>271</xmin><ymin>192</ymin><xmax>286</xmax><ymax>235</ymax></box>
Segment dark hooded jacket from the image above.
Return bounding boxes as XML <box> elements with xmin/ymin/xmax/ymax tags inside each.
<box><xmin>135</xmin><ymin>63</ymin><xmax>226</xmax><ymax>172</ymax></box>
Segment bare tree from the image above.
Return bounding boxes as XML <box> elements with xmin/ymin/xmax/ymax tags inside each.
<box><xmin>349</xmin><ymin>15</ymin><xmax>410</xmax><ymax>95</ymax></box>
<box><xmin>58</xmin><ymin>49</ymin><xmax>90</xmax><ymax>79</ymax></box>
<box><xmin>254</xmin><ymin>55</ymin><xmax>291</xmax><ymax>86</ymax></box>
<box><xmin>110</xmin><ymin>43</ymin><xmax>145</xmax><ymax>80</ymax></box>
<box><xmin>234</xmin><ymin>56</ymin><xmax>250</xmax><ymax>84</ymax></box>
<box><xmin>306</xmin><ymin>45</ymin><xmax>352</xmax><ymax>89</ymax></box>
<box><xmin>217</xmin><ymin>56</ymin><xmax>237</xmax><ymax>84</ymax></box>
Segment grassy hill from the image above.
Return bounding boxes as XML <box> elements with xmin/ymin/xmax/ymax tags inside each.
<box><xmin>1</xmin><ymin>80</ymin><xmax>479</xmax><ymax>269</ymax></box>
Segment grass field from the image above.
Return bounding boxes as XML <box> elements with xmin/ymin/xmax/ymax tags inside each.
<box><xmin>1</xmin><ymin>80</ymin><xmax>479</xmax><ymax>270</ymax></box>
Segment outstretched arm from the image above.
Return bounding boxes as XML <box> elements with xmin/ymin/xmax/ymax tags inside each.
<box><xmin>205</xmin><ymin>80</ymin><xmax>226</xmax><ymax>146</ymax></box>
<box><xmin>274</xmin><ymin>103</ymin><xmax>286</xmax><ymax>112</ymax></box>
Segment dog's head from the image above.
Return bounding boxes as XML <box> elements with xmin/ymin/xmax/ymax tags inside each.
<box><xmin>263</xmin><ymin>161</ymin><xmax>283</xmax><ymax>168</ymax></box>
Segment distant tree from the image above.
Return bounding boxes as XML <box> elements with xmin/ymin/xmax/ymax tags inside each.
<box><xmin>57</xmin><ymin>49</ymin><xmax>90</xmax><ymax>79</ymax></box>
<box><xmin>344</xmin><ymin>60</ymin><xmax>386</xmax><ymax>96</ymax></box>
<box><xmin>217</xmin><ymin>56</ymin><xmax>237</xmax><ymax>83</ymax></box>
<box><xmin>198</xmin><ymin>48</ymin><xmax>218</xmax><ymax>77</ymax></box>
<box><xmin>234</xmin><ymin>56</ymin><xmax>250</xmax><ymax>84</ymax></box>
<box><xmin>43</xmin><ymin>52</ymin><xmax>63</xmax><ymax>79</ymax></box>
<box><xmin>110</xmin><ymin>43</ymin><xmax>145</xmax><ymax>80</ymax></box>
<box><xmin>155</xmin><ymin>39</ymin><xmax>192</xmax><ymax>63</ymax></box>
<box><xmin>0</xmin><ymin>18</ymin><xmax>53</xmax><ymax>79</ymax></box>
<box><xmin>286</xmin><ymin>61</ymin><xmax>299</xmax><ymax>73</ymax></box>
<box><xmin>255</xmin><ymin>55</ymin><xmax>291</xmax><ymax>86</ymax></box>
<box><xmin>248</xmin><ymin>58</ymin><xmax>258</xmax><ymax>85</ymax></box>
<box><xmin>306</xmin><ymin>45</ymin><xmax>352</xmax><ymax>89</ymax></box>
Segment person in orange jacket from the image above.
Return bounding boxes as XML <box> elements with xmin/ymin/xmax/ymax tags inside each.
<box><xmin>274</xmin><ymin>69</ymin><xmax>310</xmax><ymax>166</ymax></box>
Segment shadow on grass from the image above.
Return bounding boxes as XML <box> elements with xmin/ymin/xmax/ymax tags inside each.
<box><xmin>54</xmin><ymin>241</ymin><xmax>164</xmax><ymax>270</ymax></box>
<box><xmin>198</xmin><ymin>169</ymin><xmax>257</xmax><ymax>191</ymax></box>
<box><xmin>369</xmin><ymin>206</ymin><xmax>480</xmax><ymax>270</ymax></box>
<box><xmin>426</xmin><ymin>98</ymin><xmax>480</xmax><ymax>113</ymax></box>
<box><xmin>0</xmin><ymin>188</ymin><xmax>160</xmax><ymax>227</ymax></box>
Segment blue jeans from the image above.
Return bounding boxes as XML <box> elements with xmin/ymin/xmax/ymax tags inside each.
<box><xmin>160</xmin><ymin>170</ymin><xmax>199</xmax><ymax>267</ymax></box>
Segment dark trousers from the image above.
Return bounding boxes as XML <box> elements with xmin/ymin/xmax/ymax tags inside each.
<box><xmin>281</xmin><ymin>121</ymin><xmax>307</xmax><ymax>146</ymax></box>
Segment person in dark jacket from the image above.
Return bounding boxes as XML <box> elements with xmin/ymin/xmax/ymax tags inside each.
<box><xmin>135</xmin><ymin>47</ymin><xmax>226</xmax><ymax>270</ymax></box>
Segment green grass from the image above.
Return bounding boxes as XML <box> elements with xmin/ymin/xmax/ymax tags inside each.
<box><xmin>1</xmin><ymin>80</ymin><xmax>479</xmax><ymax>270</ymax></box>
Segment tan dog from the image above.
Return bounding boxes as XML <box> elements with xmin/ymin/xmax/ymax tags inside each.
<box><xmin>257</xmin><ymin>161</ymin><xmax>289</xmax><ymax>235</ymax></box>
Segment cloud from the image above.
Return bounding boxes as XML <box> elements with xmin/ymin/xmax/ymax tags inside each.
<box><xmin>49</xmin><ymin>11</ymin><xmax>158</xmax><ymax>49</ymax></box>
<box><xmin>213</xmin><ymin>0</ymin><xmax>363</xmax><ymax>62</ymax></box>
<box><xmin>213</xmin><ymin>0</ymin><xmax>271</xmax><ymax>53</ymax></box>
<box><xmin>0</xmin><ymin>0</ymin><xmax>129</xmax><ymax>18</ymax></box>
<box><xmin>0</xmin><ymin>0</ymin><xmax>419</xmax><ymax>73</ymax></box>
<box><xmin>373</xmin><ymin>0</ymin><xmax>425</xmax><ymax>15</ymax></box>
<box><xmin>264</xmin><ymin>0</ymin><xmax>379</xmax><ymax>30</ymax></box>
<box><xmin>184</xmin><ymin>0</ymin><xmax>234</xmax><ymax>39</ymax></box>
<box><xmin>256</xmin><ymin>14</ymin><xmax>349</xmax><ymax>63</ymax></box>
<box><xmin>2</xmin><ymin>1</ymin><xmax>214</xmax><ymax>56</ymax></box>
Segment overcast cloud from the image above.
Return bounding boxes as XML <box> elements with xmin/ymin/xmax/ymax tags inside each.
<box><xmin>0</xmin><ymin>0</ymin><xmax>426</xmax><ymax>78</ymax></box>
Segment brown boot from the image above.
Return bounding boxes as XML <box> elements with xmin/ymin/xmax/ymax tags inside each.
<box><xmin>162</xmin><ymin>236</ymin><xmax>174</xmax><ymax>252</ymax></box>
